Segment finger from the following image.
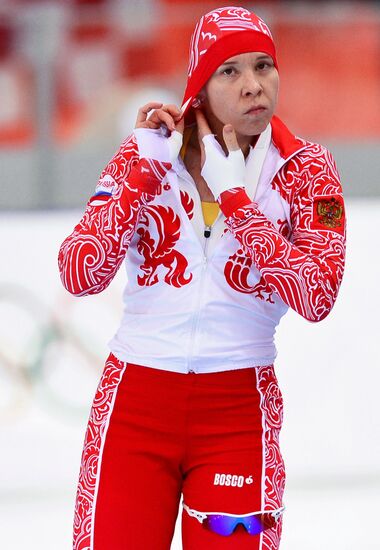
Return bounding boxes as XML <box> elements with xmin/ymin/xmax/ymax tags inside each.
<box><xmin>144</xmin><ymin>119</ymin><xmax>161</xmax><ymax>130</ymax></box>
<box><xmin>149</xmin><ymin>109</ymin><xmax>176</xmax><ymax>131</ymax></box>
<box><xmin>135</xmin><ymin>119</ymin><xmax>161</xmax><ymax>130</ymax></box>
<box><xmin>199</xmin><ymin>138</ymin><xmax>206</xmax><ymax>168</ymax></box>
<box><xmin>197</xmin><ymin>127</ymin><xmax>206</xmax><ymax>169</ymax></box>
<box><xmin>175</xmin><ymin>116</ymin><xmax>185</xmax><ymax>135</ymax></box>
<box><xmin>194</xmin><ymin>109</ymin><xmax>212</xmax><ymax>139</ymax></box>
<box><xmin>222</xmin><ymin>124</ymin><xmax>240</xmax><ymax>152</ymax></box>
<box><xmin>135</xmin><ymin>102</ymin><xmax>163</xmax><ymax>126</ymax></box>
<box><xmin>149</xmin><ymin>104</ymin><xmax>182</xmax><ymax>130</ymax></box>
<box><xmin>161</xmin><ymin>104</ymin><xmax>182</xmax><ymax>120</ymax></box>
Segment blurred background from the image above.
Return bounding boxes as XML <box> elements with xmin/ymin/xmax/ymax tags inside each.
<box><xmin>0</xmin><ymin>0</ymin><xmax>379</xmax><ymax>548</ymax></box>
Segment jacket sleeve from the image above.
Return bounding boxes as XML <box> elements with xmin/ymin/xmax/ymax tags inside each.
<box><xmin>58</xmin><ymin>134</ymin><xmax>170</xmax><ymax>296</ymax></box>
<box><xmin>218</xmin><ymin>146</ymin><xmax>346</xmax><ymax>322</ymax></box>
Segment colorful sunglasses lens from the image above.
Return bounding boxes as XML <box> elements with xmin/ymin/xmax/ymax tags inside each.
<box><xmin>243</xmin><ymin>512</ymin><xmax>277</xmax><ymax>534</ymax></box>
<box><xmin>203</xmin><ymin>512</ymin><xmax>277</xmax><ymax>536</ymax></box>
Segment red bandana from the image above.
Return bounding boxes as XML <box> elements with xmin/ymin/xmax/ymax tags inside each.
<box><xmin>181</xmin><ymin>6</ymin><xmax>278</xmax><ymax>119</ymax></box>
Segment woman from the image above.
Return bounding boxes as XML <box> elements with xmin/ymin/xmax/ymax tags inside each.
<box><xmin>59</xmin><ymin>6</ymin><xmax>346</xmax><ymax>550</ymax></box>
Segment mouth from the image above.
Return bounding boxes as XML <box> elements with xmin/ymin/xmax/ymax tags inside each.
<box><xmin>244</xmin><ymin>106</ymin><xmax>267</xmax><ymax>116</ymax></box>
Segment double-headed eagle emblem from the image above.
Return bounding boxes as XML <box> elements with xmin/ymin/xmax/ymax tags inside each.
<box><xmin>316</xmin><ymin>197</ymin><xmax>344</xmax><ymax>229</ymax></box>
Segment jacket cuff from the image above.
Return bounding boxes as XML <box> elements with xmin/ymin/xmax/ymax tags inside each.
<box><xmin>218</xmin><ymin>188</ymin><xmax>255</xmax><ymax>218</ymax></box>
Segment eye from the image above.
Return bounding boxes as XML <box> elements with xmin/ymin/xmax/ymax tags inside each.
<box><xmin>221</xmin><ymin>67</ymin><xmax>236</xmax><ymax>76</ymax></box>
<box><xmin>256</xmin><ymin>61</ymin><xmax>273</xmax><ymax>71</ymax></box>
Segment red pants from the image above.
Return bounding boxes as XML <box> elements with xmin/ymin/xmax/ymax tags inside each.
<box><xmin>73</xmin><ymin>353</ymin><xmax>285</xmax><ymax>549</ymax></box>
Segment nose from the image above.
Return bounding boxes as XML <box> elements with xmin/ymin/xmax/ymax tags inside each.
<box><xmin>241</xmin><ymin>69</ymin><xmax>262</xmax><ymax>97</ymax></box>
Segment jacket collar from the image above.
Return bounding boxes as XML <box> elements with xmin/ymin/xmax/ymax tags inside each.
<box><xmin>270</xmin><ymin>115</ymin><xmax>307</xmax><ymax>160</ymax></box>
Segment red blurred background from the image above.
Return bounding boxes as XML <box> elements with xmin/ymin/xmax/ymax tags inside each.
<box><xmin>1</xmin><ymin>0</ymin><xmax>379</xmax><ymax>148</ymax></box>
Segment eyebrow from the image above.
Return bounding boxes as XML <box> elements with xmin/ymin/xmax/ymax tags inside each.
<box><xmin>220</xmin><ymin>55</ymin><xmax>272</xmax><ymax>66</ymax></box>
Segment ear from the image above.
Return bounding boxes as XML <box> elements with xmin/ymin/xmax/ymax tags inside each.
<box><xmin>192</xmin><ymin>88</ymin><xmax>206</xmax><ymax>108</ymax></box>
<box><xmin>192</xmin><ymin>97</ymin><xmax>202</xmax><ymax>108</ymax></box>
<box><xmin>198</xmin><ymin>89</ymin><xmax>206</xmax><ymax>101</ymax></box>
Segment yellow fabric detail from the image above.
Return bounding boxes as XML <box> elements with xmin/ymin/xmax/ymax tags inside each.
<box><xmin>180</xmin><ymin>126</ymin><xmax>194</xmax><ymax>160</ymax></box>
<box><xmin>201</xmin><ymin>201</ymin><xmax>220</xmax><ymax>226</ymax></box>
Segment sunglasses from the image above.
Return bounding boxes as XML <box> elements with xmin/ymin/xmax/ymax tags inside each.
<box><xmin>183</xmin><ymin>502</ymin><xmax>285</xmax><ymax>537</ymax></box>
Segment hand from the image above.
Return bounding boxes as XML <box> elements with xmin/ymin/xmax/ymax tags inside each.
<box><xmin>135</xmin><ymin>102</ymin><xmax>184</xmax><ymax>132</ymax></box>
<box><xmin>195</xmin><ymin>109</ymin><xmax>245</xmax><ymax>200</ymax></box>
<box><xmin>134</xmin><ymin>102</ymin><xmax>185</xmax><ymax>164</ymax></box>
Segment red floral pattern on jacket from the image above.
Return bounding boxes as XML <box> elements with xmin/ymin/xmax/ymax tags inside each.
<box><xmin>219</xmin><ymin>143</ymin><xmax>346</xmax><ymax>322</ymax></box>
<box><xmin>58</xmin><ymin>135</ymin><xmax>174</xmax><ymax>296</ymax></box>
<box><xmin>136</xmin><ymin>204</ymin><xmax>193</xmax><ymax>287</ymax></box>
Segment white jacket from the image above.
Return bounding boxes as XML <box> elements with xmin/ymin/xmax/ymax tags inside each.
<box><xmin>58</xmin><ymin>116</ymin><xmax>346</xmax><ymax>374</ymax></box>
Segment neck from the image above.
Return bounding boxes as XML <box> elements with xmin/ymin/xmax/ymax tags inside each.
<box><xmin>187</xmin><ymin>126</ymin><xmax>256</xmax><ymax>160</ymax></box>
<box><xmin>203</xmin><ymin>112</ymin><xmax>256</xmax><ymax>158</ymax></box>
<box><xmin>217</xmin><ymin>131</ymin><xmax>253</xmax><ymax>158</ymax></box>
<box><xmin>189</xmin><ymin>128</ymin><xmax>257</xmax><ymax>159</ymax></box>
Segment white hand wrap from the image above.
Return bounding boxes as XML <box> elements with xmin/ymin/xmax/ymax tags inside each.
<box><xmin>134</xmin><ymin>127</ymin><xmax>183</xmax><ymax>164</ymax></box>
<box><xmin>200</xmin><ymin>134</ymin><xmax>246</xmax><ymax>199</ymax></box>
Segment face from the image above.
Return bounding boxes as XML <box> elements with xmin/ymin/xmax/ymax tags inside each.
<box><xmin>201</xmin><ymin>52</ymin><xmax>279</xmax><ymax>138</ymax></box>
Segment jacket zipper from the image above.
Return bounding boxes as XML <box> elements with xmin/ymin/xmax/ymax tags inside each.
<box><xmin>203</xmin><ymin>225</ymin><xmax>212</xmax><ymax>238</ymax></box>
<box><xmin>187</xmin><ymin>225</ymin><xmax>211</xmax><ymax>373</ymax></box>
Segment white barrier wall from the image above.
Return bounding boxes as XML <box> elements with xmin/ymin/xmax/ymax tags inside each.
<box><xmin>0</xmin><ymin>199</ymin><xmax>379</xmax><ymax>501</ymax></box>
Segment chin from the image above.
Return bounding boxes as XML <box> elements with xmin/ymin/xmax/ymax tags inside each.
<box><xmin>238</xmin><ymin>122</ymin><xmax>267</xmax><ymax>137</ymax></box>
<box><xmin>236</xmin><ymin>117</ymin><xmax>270</xmax><ymax>136</ymax></box>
